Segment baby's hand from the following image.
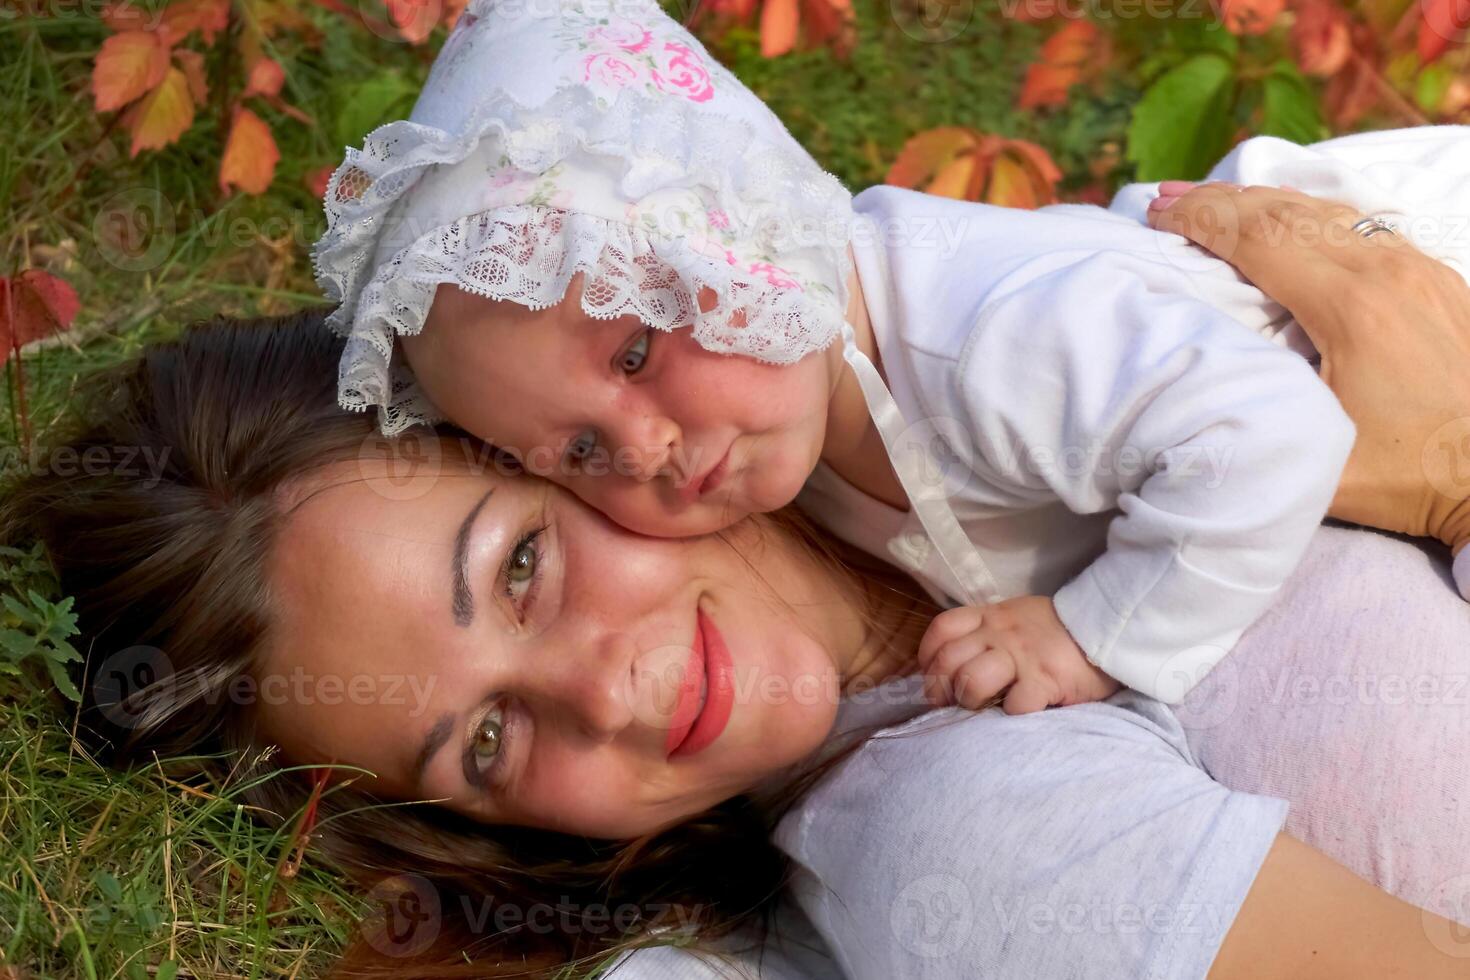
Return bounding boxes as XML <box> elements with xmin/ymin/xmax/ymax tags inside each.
<box><xmin>917</xmin><ymin>596</ymin><xmax>1122</xmax><ymax>714</ymax></box>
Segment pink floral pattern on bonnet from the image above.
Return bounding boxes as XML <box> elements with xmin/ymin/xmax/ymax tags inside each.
<box><xmin>566</xmin><ymin>13</ymin><xmax>718</xmax><ymax>106</ymax></box>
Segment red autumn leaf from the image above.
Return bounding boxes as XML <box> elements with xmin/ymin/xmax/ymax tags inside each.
<box><xmin>387</xmin><ymin>0</ymin><xmax>443</xmax><ymax>43</ymax></box>
<box><xmin>441</xmin><ymin>0</ymin><xmax>470</xmax><ymax>32</ymax></box>
<box><xmin>160</xmin><ymin>0</ymin><xmax>230</xmax><ymax>45</ymax></box>
<box><xmin>1291</xmin><ymin>0</ymin><xmax>1352</xmax><ymax>77</ymax></box>
<box><xmin>1221</xmin><ymin>0</ymin><xmax>1287</xmax><ymax>34</ymax></box>
<box><xmin>1323</xmin><ymin>24</ymin><xmax>1380</xmax><ymax>127</ymax></box>
<box><xmin>798</xmin><ymin>0</ymin><xmax>856</xmax><ymax>57</ymax></box>
<box><xmin>219</xmin><ymin>108</ymin><xmax>280</xmax><ymax>196</ymax></box>
<box><xmin>1017</xmin><ymin>20</ymin><xmax>1102</xmax><ymax>109</ymax></box>
<box><xmin>760</xmin><ymin>0</ymin><xmax>801</xmax><ymax>56</ymax></box>
<box><xmin>122</xmin><ymin>65</ymin><xmax>195</xmax><ymax>156</ymax></box>
<box><xmin>886</xmin><ymin>127</ymin><xmax>1061</xmax><ymax>209</ymax></box>
<box><xmin>689</xmin><ymin>0</ymin><xmax>758</xmax><ymax>28</ymax></box>
<box><xmin>92</xmin><ymin>30</ymin><xmax>170</xmax><ymax>112</ymax></box>
<box><xmin>243</xmin><ymin>57</ymin><xmax>286</xmax><ymax>99</ymax></box>
<box><xmin>1417</xmin><ymin>0</ymin><xmax>1470</xmax><ymax>63</ymax></box>
<box><xmin>305</xmin><ymin>164</ymin><xmax>335</xmax><ymax>198</ymax></box>
<box><xmin>174</xmin><ymin>48</ymin><xmax>209</xmax><ymax>103</ymax></box>
<box><xmin>0</xmin><ymin>270</ymin><xmax>81</xmax><ymax>350</ymax></box>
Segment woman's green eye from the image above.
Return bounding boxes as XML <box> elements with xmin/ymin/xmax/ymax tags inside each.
<box><xmin>473</xmin><ymin>714</ymin><xmax>503</xmax><ymax>772</ymax></box>
<box><xmin>508</xmin><ymin>539</ymin><xmax>537</xmax><ymax>584</ymax></box>
<box><xmin>619</xmin><ymin>330</ymin><xmax>651</xmax><ymax>374</ymax></box>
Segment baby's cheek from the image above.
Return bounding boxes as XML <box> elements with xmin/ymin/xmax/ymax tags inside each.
<box><xmin>572</xmin><ymin>479</ymin><xmax>685</xmax><ymax>537</ymax></box>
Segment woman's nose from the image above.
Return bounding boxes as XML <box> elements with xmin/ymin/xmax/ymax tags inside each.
<box><xmin>547</xmin><ymin>632</ymin><xmax>640</xmax><ymax>744</ymax></box>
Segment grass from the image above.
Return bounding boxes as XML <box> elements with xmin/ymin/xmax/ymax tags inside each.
<box><xmin>0</xmin><ymin>706</ymin><xmax>359</xmax><ymax>978</ymax></box>
<box><xmin>0</xmin><ymin>0</ymin><xmax>1146</xmax><ymax>974</ymax></box>
<box><xmin>1</xmin><ymin>8</ymin><xmax>432</xmax><ymax>975</ymax></box>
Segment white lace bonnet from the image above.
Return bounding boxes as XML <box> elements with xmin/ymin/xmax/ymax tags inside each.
<box><xmin>311</xmin><ymin>0</ymin><xmax>861</xmax><ymax>436</ymax></box>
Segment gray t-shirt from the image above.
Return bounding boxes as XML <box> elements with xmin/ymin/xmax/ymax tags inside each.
<box><xmin>607</xmin><ymin>675</ymin><xmax>1286</xmax><ymax>979</ymax></box>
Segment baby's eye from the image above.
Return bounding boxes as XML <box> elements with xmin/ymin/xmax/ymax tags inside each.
<box><xmin>472</xmin><ymin>708</ymin><xmax>504</xmax><ymax>774</ymax></box>
<box><xmin>564</xmin><ymin>430</ymin><xmax>598</xmax><ymax>466</ymax></box>
<box><xmin>618</xmin><ymin>330</ymin><xmax>652</xmax><ymax>375</ymax></box>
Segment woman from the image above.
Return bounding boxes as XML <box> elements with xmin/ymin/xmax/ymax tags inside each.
<box><xmin>6</xmin><ymin>235</ymin><xmax>1468</xmax><ymax>980</ymax></box>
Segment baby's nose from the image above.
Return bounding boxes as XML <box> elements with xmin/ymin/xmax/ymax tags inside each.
<box><xmin>620</xmin><ymin>418</ymin><xmax>680</xmax><ymax>483</ymax></box>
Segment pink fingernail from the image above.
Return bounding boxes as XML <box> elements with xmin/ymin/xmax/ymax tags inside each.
<box><xmin>1148</xmin><ymin>194</ymin><xmax>1180</xmax><ymax>212</ymax></box>
<box><xmin>1158</xmin><ymin>180</ymin><xmax>1196</xmax><ymax>195</ymax></box>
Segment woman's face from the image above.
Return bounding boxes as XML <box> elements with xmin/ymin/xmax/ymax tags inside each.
<box><xmin>256</xmin><ymin>442</ymin><xmax>858</xmax><ymax>839</ymax></box>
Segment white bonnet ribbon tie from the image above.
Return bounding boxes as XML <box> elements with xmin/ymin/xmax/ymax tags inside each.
<box><xmin>839</xmin><ymin>320</ymin><xmax>1005</xmax><ymax>606</ymax></box>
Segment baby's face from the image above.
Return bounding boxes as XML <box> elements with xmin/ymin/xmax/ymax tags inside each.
<box><xmin>403</xmin><ymin>278</ymin><xmax>838</xmax><ymax>537</ymax></box>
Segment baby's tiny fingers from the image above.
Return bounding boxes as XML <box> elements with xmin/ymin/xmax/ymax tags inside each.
<box><xmin>917</xmin><ymin>605</ymin><xmax>986</xmax><ymax>669</ymax></box>
<box><xmin>950</xmin><ymin>648</ymin><xmax>1016</xmax><ymax>711</ymax></box>
<box><xmin>1002</xmin><ymin>675</ymin><xmax>1055</xmax><ymax>715</ymax></box>
<box><xmin>926</xmin><ymin>631</ymin><xmax>991</xmax><ymax>692</ymax></box>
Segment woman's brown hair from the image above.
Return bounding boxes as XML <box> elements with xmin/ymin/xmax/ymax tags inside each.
<box><xmin>3</xmin><ymin>311</ymin><xmax>938</xmax><ymax>977</ymax></box>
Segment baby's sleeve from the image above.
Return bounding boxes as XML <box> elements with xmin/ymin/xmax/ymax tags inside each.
<box><xmin>953</xmin><ymin>253</ymin><xmax>1356</xmax><ymax>702</ymax></box>
<box><xmin>774</xmin><ymin>695</ymin><xmax>1290</xmax><ymax>980</ymax></box>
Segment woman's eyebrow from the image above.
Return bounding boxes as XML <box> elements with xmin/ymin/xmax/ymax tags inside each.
<box><xmin>412</xmin><ymin>712</ymin><xmax>455</xmax><ymax>788</ymax></box>
<box><xmin>452</xmin><ymin>488</ymin><xmax>495</xmax><ymax>626</ymax></box>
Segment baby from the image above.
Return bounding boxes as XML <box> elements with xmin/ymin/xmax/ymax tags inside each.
<box><xmin>313</xmin><ymin>0</ymin><xmax>1470</xmax><ymax>713</ymax></box>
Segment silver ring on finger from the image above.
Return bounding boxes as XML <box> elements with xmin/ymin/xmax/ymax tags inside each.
<box><xmin>1350</xmin><ymin>214</ymin><xmax>1402</xmax><ymax>240</ymax></box>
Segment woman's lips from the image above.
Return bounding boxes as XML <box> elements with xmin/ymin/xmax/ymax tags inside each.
<box><xmin>665</xmin><ymin>608</ymin><xmax>735</xmax><ymax>759</ymax></box>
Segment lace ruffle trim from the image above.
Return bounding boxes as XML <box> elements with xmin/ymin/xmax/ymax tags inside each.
<box><xmin>341</xmin><ymin>205</ymin><xmax>843</xmax><ymax>435</ymax></box>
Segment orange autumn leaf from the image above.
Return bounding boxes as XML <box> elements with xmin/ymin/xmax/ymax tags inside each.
<box><xmin>760</xmin><ymin>0</ymin><xmax>801</xmax><ymax>56</ymax></box>
<box><xmin>1221</xmin><ymin>0</ymin><xmax>1287</xmax><ymax>34</ymax></box>
<box><xmin>92</xmin><ymin>30</ymin><xmax>170</xmax><ymax>112</ymax></box>
<box><xmin>886</xmin><ymin>127</ymin><xmax>1061</xmax><ymax>209</ymax></box>
<box><xmin>174</xmin><ymin>48</ymin><xmax>209</xmax><ymax>103</ymax></box>
<box><xmin>927</xmin><ymin>155</ymin><xmax>979</xmax><ymax>198</ymax></box>
<box><xmin>219</xmin><ymin>108</ymin><xmax>280</xmax><ymax>196</ymax></box>
<box><xmin>243</xmin><ymin>57</ymin><xmax>286</xmax><ymax>99</ymax></box>
<box><xmin>1017</xmin><ymin>19</ymin><xmax>1102</xmax><ymax>109</ymax></box>
<box><xmin>693</xmin><ymin>0</ymin><xmax>852</xmax><ymax>58</ymax></box>
<box><xmin>885</xmin><ymin>126</ymin><xmax>980</xmax><ymax>188</ymax></box>
<box><xmin>387</xmin><ymin>0</ymin><xmax>443</xmax><ymax>43</ymax></box>
<box><xmin>0</xmin><ymin>270</ymin><xmax>80</xmax><ymax>351</ymax></box>
<box><xmin>122</xmin><ymin>65</ymin><xmax>194</xmax><ymax>155</ymax></box>
<box><xmin>159</xmin><ymin>0</ymin><xmax>230</xmax><ymax>44</ymax></box>
<box><xmin>1291</xmin><ymin>0</ymin><xmax>1352</xmax><ymax>76</ymax></box>
<box><xmin>1417</xmin><ymin>0</ymin><xmax>1470</xmax><ymax>63</ymax></box>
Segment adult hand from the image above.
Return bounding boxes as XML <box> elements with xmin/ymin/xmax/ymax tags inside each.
<box><xmin>1147</xmin><ymin>182</ymin><xmax>1470</xmax><ymax>562</ymax></box>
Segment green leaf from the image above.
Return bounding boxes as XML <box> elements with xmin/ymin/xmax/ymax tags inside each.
<box><xmin>1260</xmin><ymin>61</ymin><xmax>1328</xmax><ymax>144</ymax></box>
<box><xmin>1126</xmin><ymin>54</ymin><xmax>1239</xmax><ymax>181</ymax></box>
<box><xmin>156</xmin><ymin>962</ymin><xmax>179</xmax><ymax>980</ymax></box>
<box><xmin>44</xmin><ymin>653</ymin><xmax>82</xmax><ymax>702</ymax></box>
<box><xmin>97</xmin><ymin>871</ymin><xmax>124</xmax><ymax>903</ymax></box>
<box><xmin>3</xmin><ymin>592</ymin><xmax>36</xmax><ymax>625</ymax></box>
<box><xmin>0</xmin><ymin>627</ymin><xmax>38</xmax><ymax>659</ymax></box>
<box><xmin>1415</xmin><ymin>63</ymin><xmax>1455</xmax><ymax>114</ymax></box>
<box><xmin>332</xmin><ymin>71</ymin><xmax>421</xmax><ymax>149</ymax></box>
